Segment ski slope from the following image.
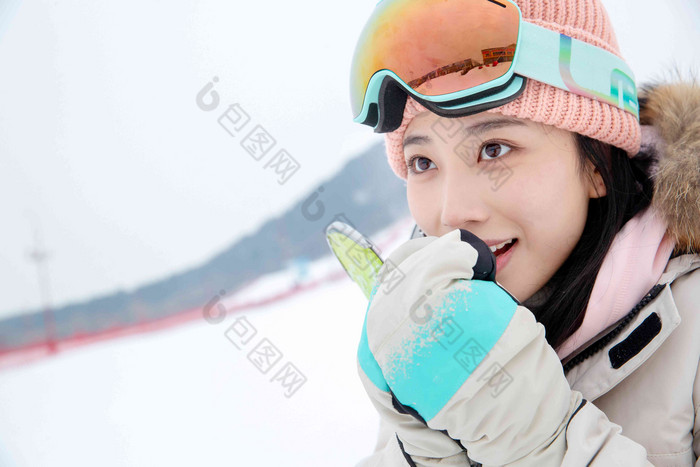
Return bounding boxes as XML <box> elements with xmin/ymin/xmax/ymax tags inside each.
<box><xmin>0</xmin><ymin>217</ymin><xmax>416</xmax><ymax>467</ymax></box>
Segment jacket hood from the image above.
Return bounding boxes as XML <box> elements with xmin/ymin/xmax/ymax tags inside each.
<box><xmin>638</xmin><ymin>80</ymin><xmax>700</xmax><ymax>255</ymax></box>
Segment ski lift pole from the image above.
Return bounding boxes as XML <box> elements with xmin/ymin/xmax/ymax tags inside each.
<box><xmin>26</xmin><ymin>213</ymin><xmax>57</xmax><ymax>353</ymax></box>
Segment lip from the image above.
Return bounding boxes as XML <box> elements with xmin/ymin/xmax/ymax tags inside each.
<box><xmin>495</xmin><ymin>239</ymin><xmax>517</xmax><ymax>272</ymax></box>
<box><xmin>483</xmin><ymin>238</ymin><xmax>516</xmax><ymax>248</ymax></box>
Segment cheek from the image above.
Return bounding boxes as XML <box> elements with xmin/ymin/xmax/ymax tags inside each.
<box><xmin>515</xmin><ymin>163</ymin><xmax>590</xmax><ymax>270</ymax></box>
<box><xmin>514</xmin><ymin>157</ymin><xmax>587</xmax><ymax>219</ymax></box>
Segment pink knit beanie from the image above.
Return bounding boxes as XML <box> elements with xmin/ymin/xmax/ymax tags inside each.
<box><xmin>384</xmin><ymin>0</ymin><xmax>642</xmax><ymax>180</ymax></box>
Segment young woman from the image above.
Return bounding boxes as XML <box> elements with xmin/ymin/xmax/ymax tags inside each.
<box><xmin>349</xmin><ymin>0</ymin><xmax>700</xmax><ymax>465</ymax></box>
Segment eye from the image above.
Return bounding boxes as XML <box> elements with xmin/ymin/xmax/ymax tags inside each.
<box><xmin>480</xmin><ymin>142</ymin><xmax>512</xmax><ymax>161</ymax></box>
<box><xmin>406</xmin><ymin>156</ymin><xmax>436</xmax><ymax>174</ymax></box>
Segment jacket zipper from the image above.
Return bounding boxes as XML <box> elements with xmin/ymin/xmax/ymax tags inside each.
<box><xmin>562</xmin><ymin>283</ymin><xmax>666</xmax><ymax>374</ymax></box>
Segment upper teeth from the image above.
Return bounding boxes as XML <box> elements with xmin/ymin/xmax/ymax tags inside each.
<box><xmin>489</xmin><ymin>239</ymin><xmax>514</xmax><ymax>253</ymax></box>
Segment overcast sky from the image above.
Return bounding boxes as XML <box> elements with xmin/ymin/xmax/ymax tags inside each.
<box><xmin>1</xmin><ymin>0</ymin><xmax>698</xmax><ymax>319</ymax></box>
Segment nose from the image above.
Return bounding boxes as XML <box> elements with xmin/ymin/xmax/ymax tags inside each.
<box><xmin>440</xmin><ymin>163</ymin><xmax>490</xmax><ymax>230</ymax></box>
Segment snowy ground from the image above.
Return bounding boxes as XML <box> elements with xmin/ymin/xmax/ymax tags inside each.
<box><xmin>0</xmin><ymin>217</ymin><xmax>415</xmax><ymax>467</ymax></box>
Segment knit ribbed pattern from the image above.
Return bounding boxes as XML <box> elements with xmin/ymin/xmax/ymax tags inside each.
<box><xmin>383</xmin><ymin>0</ymin><xmax>642</xmax><ymax>180</ymax></box>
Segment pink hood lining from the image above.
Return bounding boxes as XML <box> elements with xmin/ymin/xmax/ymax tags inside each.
<box><xmin>555</xmin><ymin>204</ymin><xmax>675</xmax><ymax>360</ymax></box>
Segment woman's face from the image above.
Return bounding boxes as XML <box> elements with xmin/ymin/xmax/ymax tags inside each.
<box><xmin>403</xmin><ymin>111</ymin><xmax>606</xmax><ymax>302</ymax></box>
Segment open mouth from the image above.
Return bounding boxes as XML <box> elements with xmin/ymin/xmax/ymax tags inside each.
<box><xmin>490</xmin><ymin>238</ymin><xmax>517</xmax><ymax>257</ymax></box>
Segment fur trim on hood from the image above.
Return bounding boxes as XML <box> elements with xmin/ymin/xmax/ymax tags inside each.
<box><xmin>639</xmin><ymin>81</ymin><xmax>700</xmax><ymax>255</ymax></box>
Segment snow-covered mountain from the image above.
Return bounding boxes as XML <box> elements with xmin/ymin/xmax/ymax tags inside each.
<box><xmin>0</xmin><ymin>141</ymin><xmax>410</xmax><ymax>357</ymax></box>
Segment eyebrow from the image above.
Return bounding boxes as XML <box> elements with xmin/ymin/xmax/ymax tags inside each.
<box><xmin>403</xmin><ymin>117</ymin><xmax>527</xmax><ymax>149</ymax></box>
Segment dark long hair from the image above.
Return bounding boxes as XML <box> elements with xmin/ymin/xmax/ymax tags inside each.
<box><xmin>522</xmin><ymin>133</ymin><xmax>656</xmax><ymax>351</ymax></box>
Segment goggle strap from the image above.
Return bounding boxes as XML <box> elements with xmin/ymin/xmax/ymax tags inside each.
<box><xmin>516</xmin><ymin>21</ymin><xmax>639</xmax><ymax>120</ymax></box>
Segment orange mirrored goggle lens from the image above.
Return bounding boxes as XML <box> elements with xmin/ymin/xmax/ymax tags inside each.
<box><xmin>350</xmin><ymin>0</ymin><xmax>520</xmax><ymax>119</ymax></box>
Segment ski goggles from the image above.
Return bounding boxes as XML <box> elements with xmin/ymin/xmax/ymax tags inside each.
<box><xmin>350</xmin><ymin>0</ymin><xmax>639</xmax><ymax>133</ymax></box>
